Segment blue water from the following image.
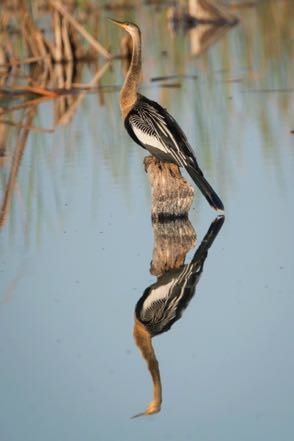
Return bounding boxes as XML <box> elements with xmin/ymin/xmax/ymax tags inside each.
<box><xmin>0</xmin><ymin>2</ymin><xmax>293</xmax><ymax>440</ymax></box>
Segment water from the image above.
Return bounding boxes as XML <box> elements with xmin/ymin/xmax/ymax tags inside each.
<box><xmin>0</xmin><ymin>1</ymin><xmax>293</xmax><ymax>440</ymax></box>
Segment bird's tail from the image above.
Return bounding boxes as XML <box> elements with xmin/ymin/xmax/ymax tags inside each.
<box><xmin>186</xmin><ymin>165</ymin><xmax>224</xmax><ymax>213</ymax></box>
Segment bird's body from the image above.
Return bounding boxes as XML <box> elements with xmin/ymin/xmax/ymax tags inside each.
<box><xmin>135</xmin><ymin>215</ymin><xmax>224</xmax><ymax>337</ymax></box>
<box><xmin>135</xmin><ymin>257</ymin><xmax>202</xmax><ymax>336</ymax></box>
<box><xmin>109</xmin><ymin>19</ymin><xmax>224</xmax><ymax>212</ymax></box>
<box><xmin>125</xmin><ymin>93</ymin><xmax>198</xmax><ymax>165</ymax></box>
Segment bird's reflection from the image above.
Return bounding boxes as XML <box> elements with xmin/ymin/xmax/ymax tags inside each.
<box><xmin>133</xmin><ymin>215</ymin><xmax>224</xmax><ymax>417</ymax></box>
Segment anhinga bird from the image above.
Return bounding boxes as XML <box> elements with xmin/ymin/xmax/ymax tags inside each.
<box><xmin>133</xmin><ymin>215</ymin><xmax>224</xmax><ymax>416</ymax></box>
<box><xmin>109</xmin><ymin>18</ymin><xmax>224</xmax><ymax>213</ymax></box>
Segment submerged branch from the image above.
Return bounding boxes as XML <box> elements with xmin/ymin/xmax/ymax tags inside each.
<box><xmin>0</xmin><ymin>56</ymin><xmax>46</xmax><ymax>69</ymax></box>
<box><xmin>0</xmin><ymin>96</ymin><xmax>53</xmax><ymax>116</ymax></box>
<box><xmin>8</xmin><ymin>85</ymin><xmax>57</xmax><ymax>97</ymax></box>
<box><xmin>0</xmin><ymin>118</ymin><xmax>54</xmax><ymax>132</ymax></box>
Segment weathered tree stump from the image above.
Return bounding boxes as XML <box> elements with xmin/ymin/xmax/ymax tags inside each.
<box><xmin>144</xmin><ymin>156</ymin><xmax>194</xmax><ymax>221</ymax></box>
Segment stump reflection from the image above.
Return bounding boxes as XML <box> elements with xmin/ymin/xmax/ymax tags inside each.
<box><xmin>133</xmin><ymin>215</ymin><xmax>224</xmax><ymax>417</ymax></box>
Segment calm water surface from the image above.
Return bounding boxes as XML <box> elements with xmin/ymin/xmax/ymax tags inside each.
<box><xmin>0</xmin><ymin>1</ymin><xmax>293</xmax><ymax>440</ymax></box>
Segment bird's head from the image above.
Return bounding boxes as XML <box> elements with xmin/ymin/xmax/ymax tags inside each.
<box><xmin>131</xmin><ymin>399</ymin><xmax>161</xmax><ymax>418</ymax></box>
<box><xmin>108</xmin><ymin>18</ymin><xmax>140</xmax><ymax>37</ymax></box>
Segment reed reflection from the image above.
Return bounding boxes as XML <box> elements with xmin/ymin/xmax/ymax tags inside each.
<box><xmin>133</xmin><ymin>215</ymin><xmax>224</xmax><ymax>417</ymax></box>
<box><xmin>0</xmin><ymin>107</ymin><xmax>36</xmax><ymax>228</ymax></box>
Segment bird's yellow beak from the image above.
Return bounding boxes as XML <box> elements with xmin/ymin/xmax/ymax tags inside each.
<box><xmin>107</xmin><ymin>18</ymin><xmax>126</xmax><ymax>29</ymax></box>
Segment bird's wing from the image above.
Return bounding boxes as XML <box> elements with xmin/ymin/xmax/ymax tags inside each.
<box><xmin>127</xmin><ymin>96</ymin><xmax>199</xmax><ymax>168</ymax></box>
<box><xmin>136</xmin><ymin>262</ymin><xmax>201</xmax><ymax>335</ymax></box>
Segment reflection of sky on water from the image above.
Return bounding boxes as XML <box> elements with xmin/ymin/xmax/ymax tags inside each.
<box><xmin>0</xmin><ymin>1</ymin><xmax>294</xmax><ymax>440</ymax></box>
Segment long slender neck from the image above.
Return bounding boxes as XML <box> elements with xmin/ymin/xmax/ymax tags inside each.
<box><xmin>120</xmin><ymin>28</ymin><xmax>142</xmax><ymax>119</ymax></box>
<box><xmin>133</xmin><ymin>318</ymin><xmax>162</xmax><ymax>416</ymax></box>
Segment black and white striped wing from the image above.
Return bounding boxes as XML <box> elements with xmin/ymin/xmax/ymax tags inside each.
<box><xmin>125</xmin><ymin>95</ymin><xmax>198</xmax><ymax>168</ymax></box>
<box><xmin>136</xmin><ymin>262</ymin><xmax>202</xmax><ymax>336</ymax></box>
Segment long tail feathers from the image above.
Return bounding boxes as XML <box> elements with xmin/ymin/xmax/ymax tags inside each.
<box><xmin>186</xmin><ymin>165</ymin><xmax>224</xmax><ymax>213</ymax></box>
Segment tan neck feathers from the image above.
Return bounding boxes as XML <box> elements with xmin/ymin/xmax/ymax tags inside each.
<box><xmin>120</xmin><ymin>27</ymin><xmax>142</xmax><ymax>119</ymax></box>
<box><xmin>133</xmin><ymin>318</ymin><xmax>162</xmax><ymax>416</ymax></box>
